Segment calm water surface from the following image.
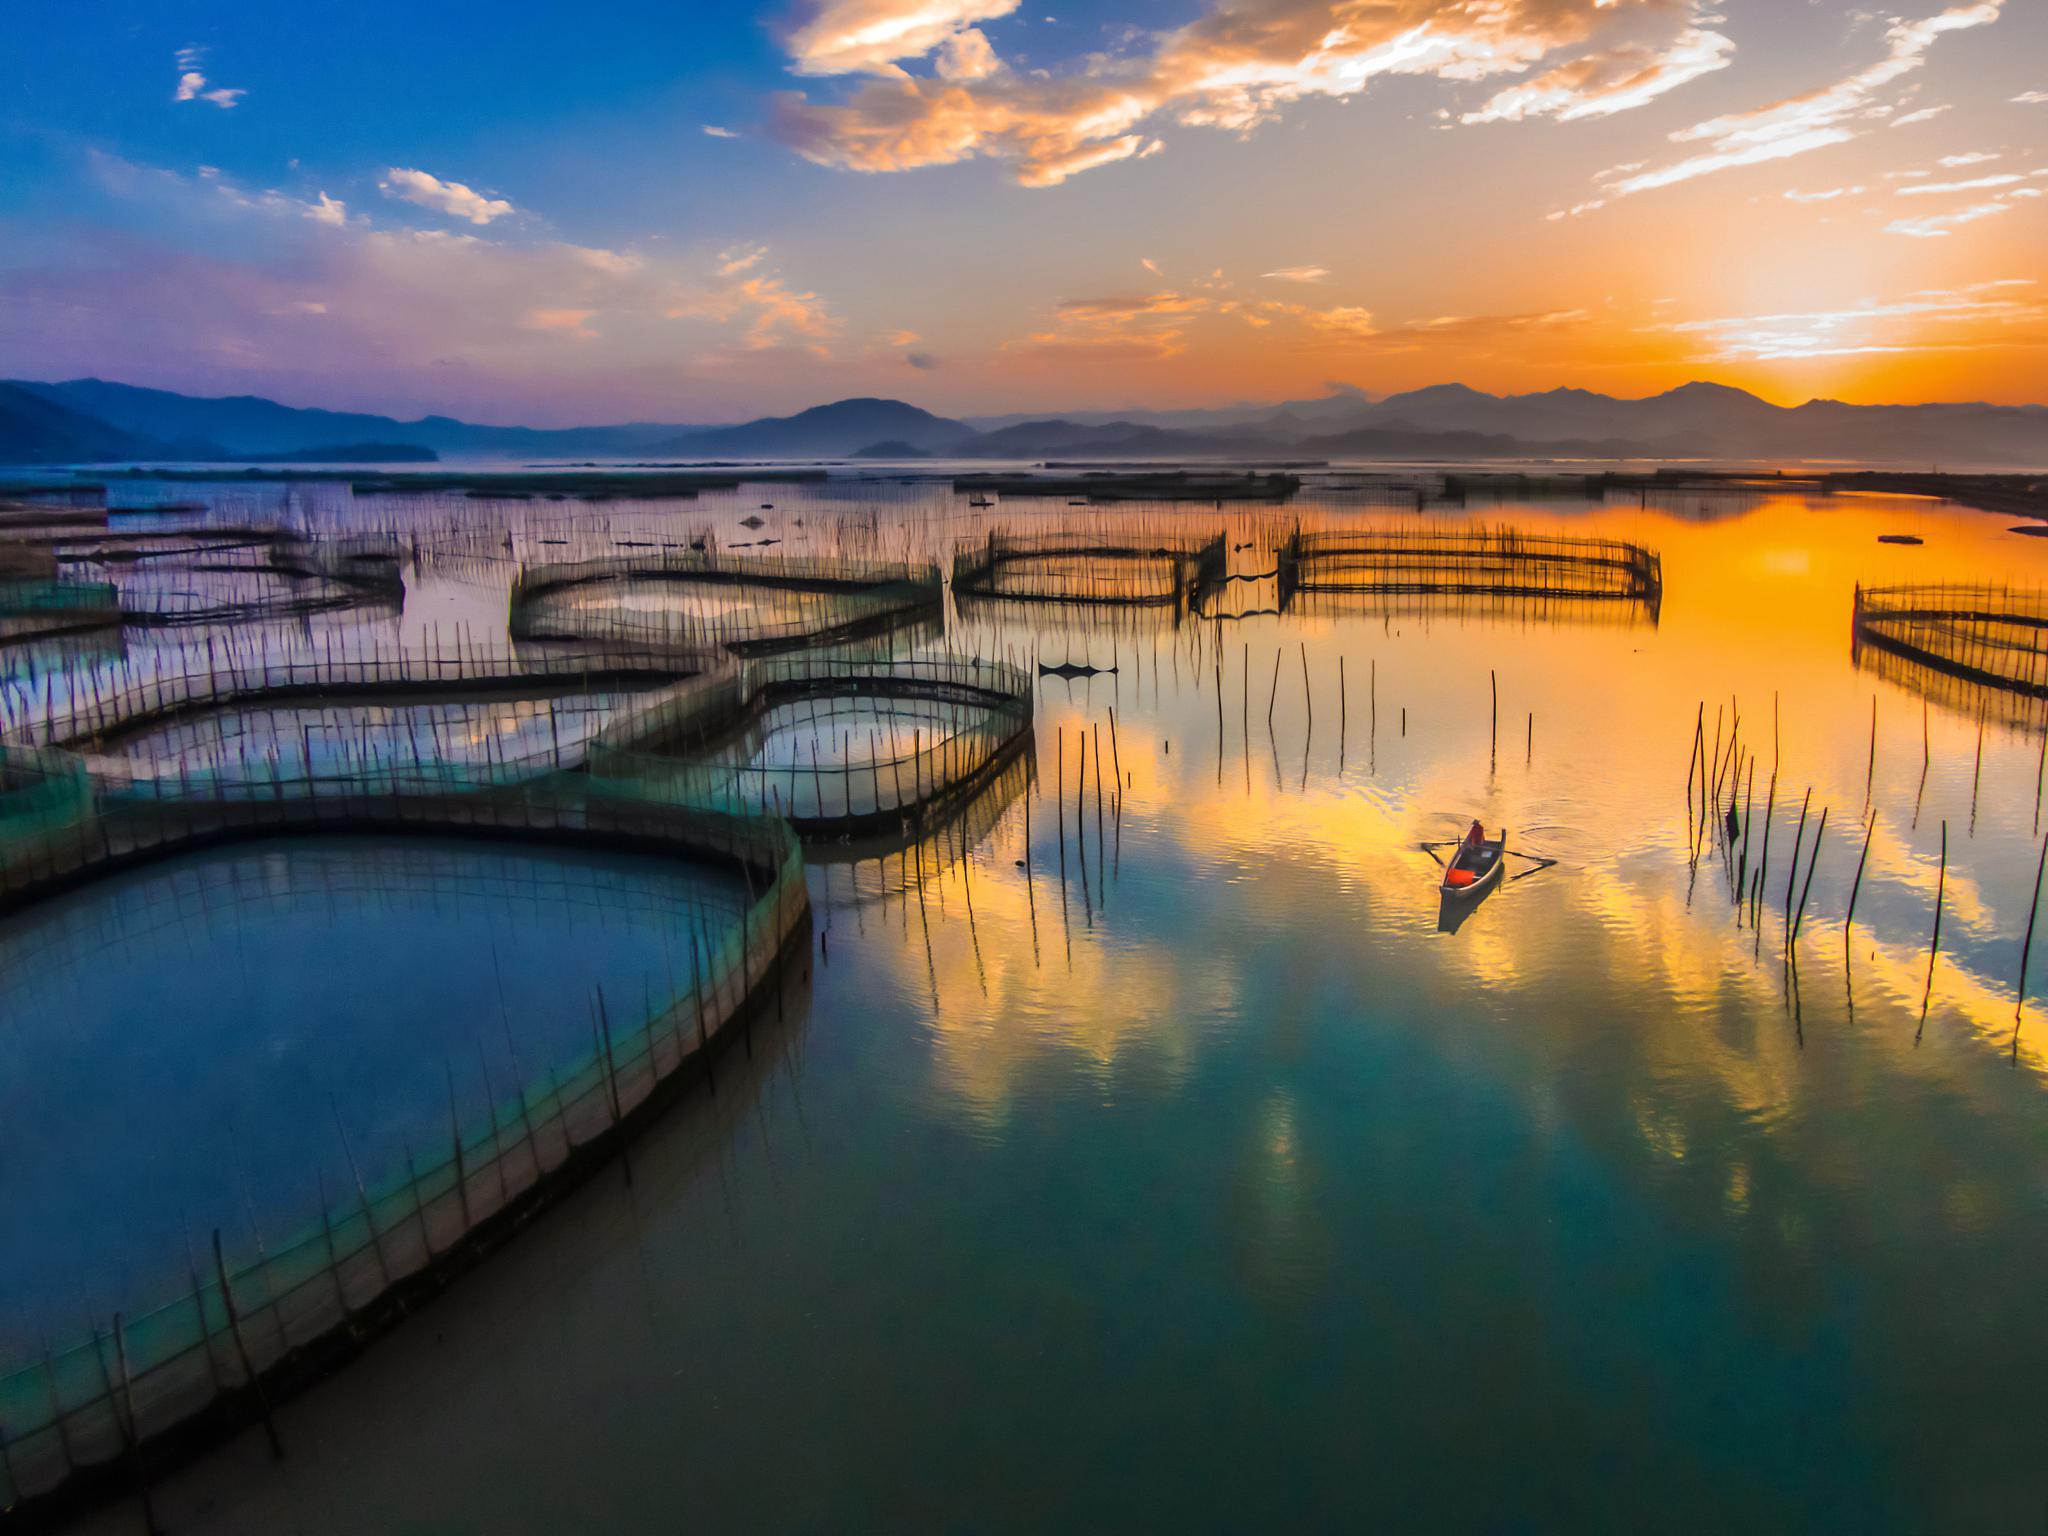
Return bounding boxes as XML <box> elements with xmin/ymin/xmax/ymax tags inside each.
<box><xmin>38</xmin><ymin>476</ymin><xmax>2048</xmax><ymax>1532</ymax></box>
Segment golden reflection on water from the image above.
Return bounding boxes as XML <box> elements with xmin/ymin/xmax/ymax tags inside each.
<box><xmin>857</xmin><ymin>487</ymin><xmax>2048</xmax><ymax>1123</ymax></box>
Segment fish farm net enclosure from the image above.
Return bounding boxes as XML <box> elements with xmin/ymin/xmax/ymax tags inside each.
<box><xmin>587</xmin><ymin>654</ymin><xmax>1034</xmax><ymax>837</ymax></box>
<box><xmin>507</xmin><ymin>549</ymin><xmax>943</xmax><ymax>656</ymax></box>
<box><xmin>0</xmin><ymin>754</ymin><xmax>809</xmax><ymax>1519</ymax></box>
<box><xmin>3</xmin><ymin>639</ymin><xmax>709</xmax><ymax>789</ymax></box>
<box><xmin>1853</xmin><ymin>583</ymin><xmax>2048</xmax><ymax>710</ymax></box>
<box><xmin>951</xmin><ymin>528</ymin><xmax>1227</xmax><ymax>609</ymax></box>
<box><xmin>1274</xmin><ymin>527</ymin><xmax>1664</xmax><ymax>619</ymax></box>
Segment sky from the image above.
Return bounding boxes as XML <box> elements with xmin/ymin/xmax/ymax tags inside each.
<box><xmin>1</xmin><ymin>0</ymin><xmax>2045</xmax><ymax>425</ymax></box>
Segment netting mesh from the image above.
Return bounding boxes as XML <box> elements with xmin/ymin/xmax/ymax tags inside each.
<box><xmin>0</xmin><ymin>761</ymin><xmax>807</xmax><ymax>1509</ymax></box>
<box><xmin>1277</xmin><ymin>527</ymin><xmax>1663</xmax><ymax>611</ymax></box>
<box><xmin>1853</xmin><ymin>584</ymin><xmax>2048</xmax><ymax>705</ymax></box>
<box><xmin>951</xmin><ymin>528</ymin><xmax>1227</xmax><ymax>608</ymax></box>
<box><xmin>508</xmin><ymin>550</ymin><xmax>942</xmax><ymax>655</ymax></box>
<box><xmin>588</xmin><ymin>654</ymin><xmax>1034</xmax><ymax>834</ymax></box>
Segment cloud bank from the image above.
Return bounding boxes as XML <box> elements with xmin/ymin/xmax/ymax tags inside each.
<box><xmin>770</xmin><ymin>0</ymin><xmax>1735</xmax><ymax>185</ymax></box>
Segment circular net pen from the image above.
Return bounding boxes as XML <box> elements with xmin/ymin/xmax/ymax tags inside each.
<box><xmin>1853</xmin><ymin>584</ymin><xmax>2048</xmax><ymax>724</ymax></box>
<box><xmin>588</xmin><ymin>655</ymin><xmax>1034</xmax><ymax>839</ymax></box>
<box><xmin>1275</xmin><ymin>527</ymin><xmax>1664</xmax><ymax>626</ymax></box>
<box><xmin>0</xmin><ymin>760</ymin><xmax>810</xmax><ymax>1524</ymax></box>
<box><xmin>38</xmin><ymin>529</ymin><xmax>406</xmax><ymax>632</ymax></box>
<box><xmin>951</xmin><ymin>527</ymin><xmax>1227</xmax><ymax>611</ymax></box>
<box><xmin>3</xmin><ymin>640</ymin><xmax>716</xmax><ymax>795</ymax></box>
<box><xmin>508</xmin><ymin>550</ymin><xmax>943</xmax><ymax>658</ymax></box>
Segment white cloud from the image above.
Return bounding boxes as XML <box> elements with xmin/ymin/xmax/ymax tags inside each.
<box><xmin>1895</xmin><ymin>172</ymin><xmax>2023</xmax><ymax>194</ymax></box>
<box><xmin>1784</xmin><ymin>185</ymin><xmax>1863</xmax><ymax>201</ymax></box>
<box><xmin>936</xmin><ymin>27</ymin><xmax>1001</xmax><ymax>81</ymax></box>
<box><xmin>785</xmin><ymin>0</ymin><xmax>1020</xmax><ymax>76</ymax></box>
<box><xmin>1463</xmin><ymin>25</ymin><xmax>1734</xmax><ymax>125</ymax></box>
<box><xmin>379</xmin><ymin>168</ymin><xmax>516</xmax><ymax>225</ymax></box>
<box><xmin>2013</xmin><ymin>90</ymin><xmax>2048</xmax><ymax>104</ymax></box>
<box><xmin>1885</xmin><ymin>199</ymin><xmax>2018</xmax><ymax>236</ymax></box>
<box><xmin>1890</xmin><ymin>103</ymin><xmax>1953</xmax><ymax>127</ymax></box>
<box><xmin>703</xmin><ymin>125</ymin><xmax>739</xmax><ymax>139</ymax></box>
<box><xmin>1261</xmin><ymin>266</ymin><xmax>1329</xmax><ymax>283</ymax></box>
<box><xmin>1938</xmin><ymin>151</ymin><xmax>2000</xmax><ymax>166</ymax></box>
<box><xmin>305</xmin><ymin>192</ymin><xmax>348</xmax><ymax>227</ymax></box>
<box><xmin>1592</xmin><ymin>2</ymin><xmax>2003</xmax><ymax>202</ymax></box>
<box><xmin>1650</xmin><ymin>281</ymin><xmax>2046</xmax><ymax>357</ymax></box>
<box><xmin>172</xmin><ymin>48</ymin><xmax>245</xmax><ymax>109</ymax></box>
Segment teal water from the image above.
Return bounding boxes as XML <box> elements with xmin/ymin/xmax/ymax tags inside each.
<box><xmin>33</xmin><ymin>480</ymin><xmax>2048</xmax><ymax>1532</ymax></box>
<box><xmin>0</xmin><ymin>838</ymin><xmax>747</xmax><ymax>1348</ymax></box>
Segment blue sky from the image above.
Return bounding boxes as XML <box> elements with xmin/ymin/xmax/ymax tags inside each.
<box><xmin>3</xmin><ymin>0</ymin><xmax>2044</xmax><ymax>423</ymax></box>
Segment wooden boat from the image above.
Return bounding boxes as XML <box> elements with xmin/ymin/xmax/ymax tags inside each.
<box><xmin>1440</xmin><ymin>826</ymin><xmax>1506</xmax><ymax>901</ymax></box>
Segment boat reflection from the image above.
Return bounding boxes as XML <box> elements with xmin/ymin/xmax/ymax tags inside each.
<box><xmin>1436</xmin><ymin>874</ymin><xmax>1502</xmax><ymax>935</ymax></box>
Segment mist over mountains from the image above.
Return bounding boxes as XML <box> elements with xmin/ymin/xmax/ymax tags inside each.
<box><xmin>3</xmin><ymin>377</ymin><xmax>2044</xmax><ymax>468</ymax></box>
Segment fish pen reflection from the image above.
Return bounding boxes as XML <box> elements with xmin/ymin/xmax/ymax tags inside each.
<box><xmin>1852</xmin><ymin>631</ymin><xmax>2048</xmax><ymax>734</ymax></box>
<box><xmin>1853</xmin><ymin>583</ymin><xmax>2048</xmax><ymax>708</ymax></box>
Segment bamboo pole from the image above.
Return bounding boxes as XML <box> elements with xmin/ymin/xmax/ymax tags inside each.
<box><xmin>212</xmin><ymin>1230</ymin><xmax>283</xmax><ymax>1459</ymax></box>
<box><xmin>1845</xmin><ymin>811</ymin><xmax>1875</xmax><ymax>959</ymax></box>
<box><xmin>1792</xmin><ymin>806</ymin><xmax>1827</xmax><ymax>942</ymax></box>
<box><xmin>1783</xmin><ymin>788</ymin><xmax>1812</xmax><ymax>935</ymax></box>
<box><xmin>2019</xmin><ymin>831</ymin><xmax>2047</xmax><ymax>1025</ymax></box>
<box><xmin>1922</xmin><ymin>820</ymin><xmax>1947</xmax><ymax>1024</ymax></box>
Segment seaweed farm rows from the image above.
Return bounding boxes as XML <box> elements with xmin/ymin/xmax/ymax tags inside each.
<box><xmin>3</xmin><ymin>468</ymin><xmax>2048</xmax><ymax>1532</ymax></box>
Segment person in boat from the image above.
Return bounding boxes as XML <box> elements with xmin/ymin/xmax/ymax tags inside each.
<box><xmin>1445</xmin><ymin>821</ymin><xmax>1493</xmax><ymax>890</ymax></box>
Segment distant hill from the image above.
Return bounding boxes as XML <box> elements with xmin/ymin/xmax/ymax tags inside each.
<box><xmin>5</xmin><ymin>377</ymin><xmax>2043</xmax><ymax>468</ymax></box>
<box><xmin>6</xmin><ymin>379</ymin><xmax>682</xmax><ymax>459</ymax></box>
<box><xmin>648</xmin><ymin>398</ymin><xmax>973</xmax><ymax>458</ymax></box>
<box><xmin>0</xmin><ymin>383</ymin><xmax>157</xmax><ymax>464</ymax></box>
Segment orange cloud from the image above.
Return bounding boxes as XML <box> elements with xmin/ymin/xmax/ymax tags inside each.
<box><xmin>772</xmin><ymin>0</ymin><xmax>1735</xmax><ymax>186</ymax></box>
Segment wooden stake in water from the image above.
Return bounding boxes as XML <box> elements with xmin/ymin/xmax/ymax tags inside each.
<box><xmin>1865</xmin><ymin>696</ymin><xmax>1877</xmax><ymax>810</ymax></box>
<box><xmin>1792</xmin><ymin>806</ymin><xmax>1828</xmax><ymax>942</ymax></box>
<box><xmin>1922</xmin><ymin>820</ymin><xmax>1947</xmax><ymax>1025</ymax></box>
<box><xmin>1783</xmin><ymin>788</ymin><xmax>1813</xmax><ymax>936</ymax></box>
<box><xmin>1845</xmin><ymin>810</ymin><xmax>1875</xmax><ymax>960</ymax></box>
<box><xmin>2037</xmin><ymin>712</ymin><xmax>2046</xmax><ymax>834</ymax></box>
<box><xmin>1685</xmin><ymin>701</ymin><xmax>1703</xmax><ymax>802</ymax></box>
<box><xmin>1970</xmin><ymin>704</ymin><xmax>1985</xmax><ymax>832</ymax></box>
<box><xmin>212</xmin><ymin>1229</ymin><xmax>283</xmax><ymax>1460</ymax></box>
<box><xmin>2019</xmin><ymin>830</ymin><xmax>2047</xmax><ymax>1026</ymax></box>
